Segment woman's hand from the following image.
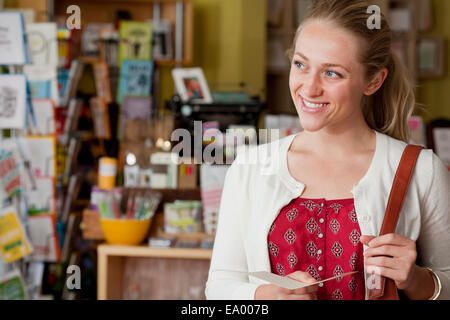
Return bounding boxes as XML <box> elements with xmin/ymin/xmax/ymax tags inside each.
<box><xmin>254</xmin><ymin>271</ymin><xmax>318</xmax><ymax>300</ymax></box>
<box><xmin>361</xmin><ymin>234</ymin><xmax>435</xmax><ymax>299</ymax></box>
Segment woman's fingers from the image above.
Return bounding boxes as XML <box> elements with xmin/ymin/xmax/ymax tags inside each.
<box><xmin>286</xmin><ymin>271</ymin><xmax>319</xmax><ymax>295</ymax></box>
<box><xmin>364</xmin><ymin>244</ymin><xmax>404</xmax><ymax>258</ymax></box>
<box><xmin>286</xmin><ymin>270</ymin><xmax>317</xmax><ymax>284</ymax></box>
<box><xmin>365</xmin><ymin>233</ymin><xmax>413</xmax><ymax>248</ymax></box>
<box><xmin>365</xmin><ymin>255</ymin><xmax>399</xmax><ymax>270</ymax></box>
<box><xmin>360</xmin><ymin>235</ymin><xmax>376</xmax><ymax>246</ymax></box>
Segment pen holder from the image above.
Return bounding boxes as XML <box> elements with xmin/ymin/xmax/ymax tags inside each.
<box><xmin>100</xmin><ymin>217</ymin><xmax>152</xmax><ymax>245</ymax></box>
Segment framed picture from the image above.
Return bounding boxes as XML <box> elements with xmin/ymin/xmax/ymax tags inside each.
<box><xmin>417</xmin><ymin>37</ymin><xmax>445</xmax><ymax>78</ymax></box>
<box><xmin>172</xmin><ymin>67</ymin><xmax>213</xmax><ymax>104</ymax></box>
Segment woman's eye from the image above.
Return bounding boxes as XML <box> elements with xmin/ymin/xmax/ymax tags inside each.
<box><xmin>326</xmin><ymin>70</ymin><xmax>341</xmax><ymax>78</ymax></box>
<box><xmin>294</xmin><ymin>61</ymin><xmax>305</xmax><ymax>69</ymax></box>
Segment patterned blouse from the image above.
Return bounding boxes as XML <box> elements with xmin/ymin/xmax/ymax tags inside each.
<box><xmin>267</xmin><ymin>197</ymin><xmax>365</xmax><ymax>300</ymax></box>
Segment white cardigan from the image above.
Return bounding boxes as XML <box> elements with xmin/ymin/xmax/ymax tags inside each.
<box><xmin>205</xmin><ymin>130</ymin><xmax>450</xmax><ymax>300</ymax></box>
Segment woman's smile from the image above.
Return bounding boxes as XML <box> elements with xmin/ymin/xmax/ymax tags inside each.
<box><xmin>298</xmin><ymin>95</ymin><xmax>330</xmax><ymax>114</ymax></box>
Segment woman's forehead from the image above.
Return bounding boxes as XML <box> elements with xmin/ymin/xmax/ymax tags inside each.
<box><xmin>295</xmin><ymin>21</ymin><xmax>363</xmax><ymax>68</ymax></box>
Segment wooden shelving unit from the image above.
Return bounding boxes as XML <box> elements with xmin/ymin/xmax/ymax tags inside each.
<box><xmin>97</xmin><ymin>244</ymin><xmax>212</xmax><ymax>300</ymax></box>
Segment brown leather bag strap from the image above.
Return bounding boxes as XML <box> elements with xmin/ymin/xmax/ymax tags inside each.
<box><xmin>368</xmin><ymin>144</ymin><xmax>423</xmax><ymax>300</ymax></box>
<box><xmin>380</xmin><ymin>145</ymin><xmax>423</xmax><ymax>235</ymax></box>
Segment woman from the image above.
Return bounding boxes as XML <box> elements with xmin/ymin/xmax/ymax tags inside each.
<box><xmin>205</xmin><ymin>0</ymin><xmax>449</xmax><ymax>300</ymax></box>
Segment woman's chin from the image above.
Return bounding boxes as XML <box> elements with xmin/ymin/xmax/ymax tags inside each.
<box><xmin>299</xmin><ymin>120</ymin><xmax>327</xmax><ymax>133</ymax></box>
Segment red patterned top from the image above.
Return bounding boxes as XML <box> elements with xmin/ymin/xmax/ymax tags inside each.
<box><xmin>267</xmin><ymin>198</ymin><xmax>365</xmax><ymax>300</ymax></box>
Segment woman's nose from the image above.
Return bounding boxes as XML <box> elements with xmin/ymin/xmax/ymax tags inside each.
<box><xmin>303</xmin><ymin>73</ymin><xmax>323</xmax><ymax>97</ymax></box>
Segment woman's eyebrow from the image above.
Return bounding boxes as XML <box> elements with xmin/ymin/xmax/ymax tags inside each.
<box><xmin>294</xmin><ymin>52</ymin><xmax>351</xmax><ymax>73</ymax></box>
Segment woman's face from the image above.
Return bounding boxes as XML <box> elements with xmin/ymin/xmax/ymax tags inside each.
<box><xmin>289</xmin><ymin>20</ymin><xmax>369</xmax><ymax>133</ymax></box>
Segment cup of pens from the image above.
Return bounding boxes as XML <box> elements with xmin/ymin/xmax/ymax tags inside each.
<box><xmin>98</xmin><ymin>189</ymin><xmax>162</xmax><ymax>246</ymax></box>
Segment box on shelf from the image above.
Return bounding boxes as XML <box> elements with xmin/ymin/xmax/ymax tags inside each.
<box><xmin>164</xmin><ymin>200</ymin><xmax>203</xmax><ymax>234</ymax></box>
<box><xmin>81</xmin><ymin>209</ymin><xmax>105</xmax><ymax>240</ymax></box>
<box><xmin>150</xmin><ymin>152</ymin><xmax>179</xmax><ymax>189</ymax></box>
<box><xmin>178</xmin><ymin>158</ymin><xmax>198</xmax><ymax>189</ymax></box>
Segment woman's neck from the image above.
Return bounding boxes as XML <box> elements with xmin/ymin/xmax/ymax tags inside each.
<box><xmin>292</xmin><ymin>124</ymin><xmax>376</xmax><ymax>158</ymax></box>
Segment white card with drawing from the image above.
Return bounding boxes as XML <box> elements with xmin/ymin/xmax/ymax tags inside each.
<box><xmin>0</xmin><ymin>74</ymin><xmax>28</xmax><ymax>129</ymax></box>
<box><xmin>25</xmin><ymin>22</ymin><xmax>58</xmax><ymax>66</ymax></box>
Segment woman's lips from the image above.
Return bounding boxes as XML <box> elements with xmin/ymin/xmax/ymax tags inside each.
<box><xmin>299</xmin><ymin>96</ymin><xmax>329</xmax><ymax>113</ymax></box>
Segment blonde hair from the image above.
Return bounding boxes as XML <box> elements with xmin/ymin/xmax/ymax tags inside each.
<box><xmin>287</xmin><ymin>0</ymin><xmax>415</xmax><ymax>142</ymax></box>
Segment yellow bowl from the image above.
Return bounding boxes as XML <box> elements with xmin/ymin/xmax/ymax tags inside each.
<box><xmin>100</xmin><ymin>218</ymin><xmax>152</xmax><ymax>246</ymax></box>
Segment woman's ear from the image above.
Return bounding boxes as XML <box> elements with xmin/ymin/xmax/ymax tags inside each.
<box><xmin>364</xmin><ymin>68</ymin><xmax>388</xmax><ymax>95</ymax></box>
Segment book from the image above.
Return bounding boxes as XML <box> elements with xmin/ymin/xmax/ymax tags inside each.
<box><xmin>63</xmin><ymin>136</ymin><xmax>82</xmax><ymax>183</ymax></box>
<box><xmin>0</xmin><ymin>11</ymin><xmax>28</xmax><ymax>65</ymax></box>
<box><xmin>81</xmin><ymin>23</ymin><xmax>114</xmax><ymax>57</ymax></box>
<box><xmin>57</xmin><ymin>68</ymin><xmax>70</xmax><ymax>105</ymax></box>
<box><xmin>28</xmin><ymin>98</ymin><xmax>56</xmax><ymax>136</ymax></box>
<box><xmin>60</xmin><ymin>213</ymin><xmax>81</xmax><ymax>264</ymax></box>
<box><xmin>28</xmin><ymin>213</ymin><xmax>60</xmax><ymax>262</ymax></box>
<box><xmin>118</xmin><ymin>21</ymin><xmax>153</xmax><ymax>66</ymax></box>
<box><xmin>119</xmin><ymin>96</ymin><xmax>152</xmax><ymax>139</ymax></box>
<box><xmin>0</xmin><ymin>74</ymin><xmax>28</xmax><ymax>129</ymax></box>
<box><xmin>90</xmin><ymin>97</ymin><xmax>111</xmax><ymax>139</ymax></box>
<box><xmin>57</xmin><ymin>28</ymin><xmax>72</xmax><ymax>69</ymax></box>
<box><xmin>61</xmin><ymin>174</ymin><xmax>82</xmax><ymax>224</ymax></box>
<box><xmin>99</xmin><ymin>25</ymin><xmax>119</xmax><ymax>67</ymax></box>
<box><xmin>148</xmin><ymin>19</ymin><xmax>173</xmax><ymax>60</ymax></box>
<box><xmin>0</xmin><ymin>269</ymin><xmax>28</xmax><ymax>300</ymax></box>
<box><xmin>0</xmin><ymin>205</ymin><xmax>33</xmax><ymax>263</ymax></box>
<box><xmin>25</xmin><ymin>22</ymin><xmax>58</xmax><ymax>66</ymax></box>
<box><xmin>116</xmin><ymin>60</ymin><xmax>153</xmax><ymax>104</ymax></box>
<box><xmin>93</xmin><ymin>61</ymin><xmax>112</xmax><ymax>103</ymax></box>
<box><xmin>61</xmin><ymin>98</ymin><xmax>83</xmax><ymax>145</ymax></box>
<box><xmin>62</xmin><ymin>59</ymin><xmax>84</xmax><ymax>107</ymax></box>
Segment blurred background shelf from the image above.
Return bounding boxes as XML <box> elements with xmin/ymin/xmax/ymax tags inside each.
<box><xmin>97</xmin><ymin>244</ymin><xmax>212</xmax><ymax>300</ymax></box>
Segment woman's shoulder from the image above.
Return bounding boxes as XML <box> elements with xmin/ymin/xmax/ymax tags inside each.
<box><xmin>378</xmin><ymin>131</ymin><xmax>448</xmax><ymax>185</ymax></box>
